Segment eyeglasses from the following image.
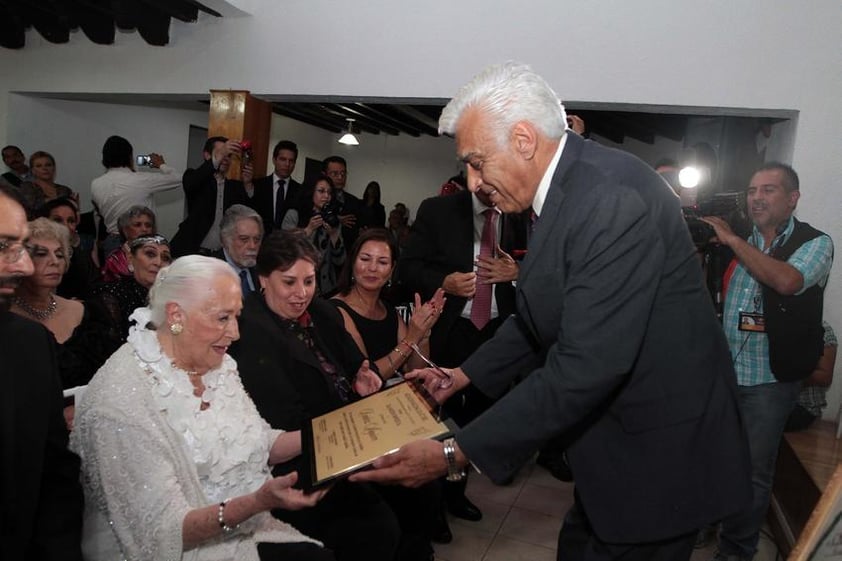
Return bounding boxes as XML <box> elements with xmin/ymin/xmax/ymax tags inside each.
<box><xmin>408</xmin><ymin>342</ymin><xmax>453</xmax><ymax>389</ymax></box>
<box><xmin>0</xmin><ymin>240</ymin><xmax>30</xmax><ymax>264</ymax></box>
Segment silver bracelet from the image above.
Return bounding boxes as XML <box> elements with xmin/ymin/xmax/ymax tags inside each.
<box><xmin>218</xmin><ymin>498</ymin><xmax>238</xmax><ymax>533</ymax></box>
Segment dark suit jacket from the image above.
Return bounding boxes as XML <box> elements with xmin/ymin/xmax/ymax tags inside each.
<box><xmin>0</xmin><ymin>312</ymin><xmax>83</xmax><ymax>561</ymax></box>
<box><xmin>169</xmin><ymin>159</ymin><xmax>250</xmax><ymax>257</ymax></box>
<box><xmin>230</xmin><ymin>295</ymin><xmax>365</xmax><ymax>474</ymax></box>
<box><xmin>251</xmin><ymin>175</ymin><xmax>302</xmax><ymax>234</ymax></box>
<box><xmin>459</xmin><ymin>133</ymin><xmax>751</xmax><ymax>543</ymax></box>
<box><xmin>399</xmin><ymin>190</ymin><xmax>528</xmax><ymax>364</ymax></box>
<box><xmin>336</xmin><ymin>190</ymin><xmax>370</xmax><ymax>250</ymax></box>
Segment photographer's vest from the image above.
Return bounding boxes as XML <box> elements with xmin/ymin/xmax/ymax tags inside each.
<box><xmin>763</xmin><ymin>218</ymin><xmax>829</xmax><ymax>382</ymax></box>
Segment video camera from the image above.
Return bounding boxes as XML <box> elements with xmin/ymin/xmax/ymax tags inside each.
<box><xmin>682</xmin><ymin>191</ymin><xmax>750</xmax><ymax>250</ymax></box>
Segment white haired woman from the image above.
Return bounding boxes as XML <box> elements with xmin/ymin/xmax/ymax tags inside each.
<box><xmin>70</xmin><ymin>255</ymin><xmax>333</xmax><ymax>561</ymax></box>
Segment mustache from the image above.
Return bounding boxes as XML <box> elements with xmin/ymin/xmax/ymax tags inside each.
<box><xmin>0</xmin><ymin>275</ymin><xmax>23</xmax><ymax>290</ymax></box>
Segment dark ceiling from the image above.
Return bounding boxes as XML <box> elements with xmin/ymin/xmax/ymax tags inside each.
<box><xmin>269</xmin><ymin>101</ymin><xmax>693</xmax><ymax>146</ymax></box>
<box><xmin>0</xmin><ymin>0</ymin><xmax>221</xmax><ymax>49</ymax></box>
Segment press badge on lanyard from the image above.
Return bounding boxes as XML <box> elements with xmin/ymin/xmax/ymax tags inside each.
<box><xmin>738</xmin><ymin>311</ymin><xmax>765</xmax><ymax>332</ymax></box>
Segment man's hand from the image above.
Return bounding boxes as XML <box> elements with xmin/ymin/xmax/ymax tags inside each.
<box><xmin>567</xmin><ymin>114</ymin><xmax>586</xmax><ymax>135</ymax></box>
<box><xmin>700</xmin><ymin>216</ymin><xmax>739</xmax><ymax>247</ymax></box>
<box><xmin>339</xmin><ymin>214</ymin><xmax>357</xmax><ymax>228</ymax></box>
<box><xmin>349</xmin><ymin>439</ymin><xmax>449</xmax><ymax>487</ymax></box>
<box><xmin>242</xmin><ymin>162</ymin><xmax>254</xmax><ymax>185</ymax></box>
<box><xmin>212</xmin><ymin>139</ymin><xmax>242</xmax><ymax>168</ymax></box>
<box><xmin>149</xmin><ymin>153</ymin><xmax>165</xmax><ymax>168</ymax></box>
<box><xmin>476</xmin><ymin>246</ymin><xmax>519</xmax><ymax>284</ymax></box>
<box><xmin>404</xmin><ymin>366</ymin><xmax>470</xmax><ymax>404</ymax></box>
<box><xmin>442</xmin><ymin>271</ymin><xmax>476</xmax><ymax>298</ymax></box>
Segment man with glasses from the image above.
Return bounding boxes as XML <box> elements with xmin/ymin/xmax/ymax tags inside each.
<box><xmin>322</xmin><ymin>155</ymin><xmax>369</xmax><ymax>250</ymax></box>
<box><xmin>0</xmin><ymin>187</ymin><xmax>84</xmax><ymax>560</ymax></box>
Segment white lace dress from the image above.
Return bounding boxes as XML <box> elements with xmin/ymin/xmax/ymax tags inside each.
<box><xmin>70</xmin><ymin>308</ymin><xmax>319</xmax><ymax>561</ymax></box>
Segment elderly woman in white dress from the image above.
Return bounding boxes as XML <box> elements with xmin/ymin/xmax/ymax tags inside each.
<box><xmin>70</xmin><ymin>255</ymin><xmax>333</xmax><ymax>561</ymax></box>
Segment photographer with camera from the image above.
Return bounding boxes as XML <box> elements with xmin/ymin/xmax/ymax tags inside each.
<box><xmin>701</xmin><ymin>162</ymin><xmax>833</xmax><ymax>561</ymax></box>
<box><xmin>91</xmin><ymin>135</ymin><xmax>181</xmax><ymax>257</ymax></box>
<box><xmin>280</xmin><ymin>174</ymin><xmax>345</xmax><ymax>295</ymax></box>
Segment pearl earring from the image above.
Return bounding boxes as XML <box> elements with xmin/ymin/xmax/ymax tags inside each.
<box><xmin>170</xmin><ymin>322</ymin><xmax>183</xmax><ymax>335</ymax></box>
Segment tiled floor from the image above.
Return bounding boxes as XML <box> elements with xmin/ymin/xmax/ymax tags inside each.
<box><xmin>434</xmin><ymin>460</ymin><xmax>783</xmax><ymax>561</ymax></box>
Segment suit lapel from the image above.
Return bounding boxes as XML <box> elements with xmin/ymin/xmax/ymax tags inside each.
<box><xmin>520</xmin><ymin>133</ymin><xmax>584</xmax><ymax>280</ymax></box>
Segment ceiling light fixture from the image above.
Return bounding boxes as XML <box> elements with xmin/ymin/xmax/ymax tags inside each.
<box><xmin>338</xmin><ymin>118</ymin><xmax>359</xmax><ymax>146</ymax></box>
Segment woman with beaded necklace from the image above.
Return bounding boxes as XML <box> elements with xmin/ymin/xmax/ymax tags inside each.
<box><xmin>11</xmin><ymin>218</ymin><xmax>119</xmax><ymax>388</ymax></box>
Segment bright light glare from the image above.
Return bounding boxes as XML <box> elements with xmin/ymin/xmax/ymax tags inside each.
<box><xmin>679</xmin><ymin>166</ymin><xmax>701</xmax><ymax>188</ymax></box>
<box><xmin>338</xmin><ymin>133</ymin><xmax>359</xmax><ymax>146</ymax></box>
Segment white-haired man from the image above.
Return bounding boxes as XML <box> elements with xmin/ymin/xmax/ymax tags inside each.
<box><xmin>352</xmin><ymin>62</ymin><xmax>751</xmax><ymax>560</ymax></box>
<box><xmin>215</xmin><ymin>204</ymin><xmax>263</xmax><ymax>295</ymax></box>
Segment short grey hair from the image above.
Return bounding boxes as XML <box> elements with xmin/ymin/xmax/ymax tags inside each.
<box><xmin>147</xmin><ymin>255</ymin><xmax>239</xmax><ymax>327</ymax></box>
<box><xmin>439</xmin><ymin>62</ymin><xmax>567</xmax><ymax>147</ymax></box>
<box><xmin>220</xmin><ymin>204</ymin><xmax>264</xmax><ymax>244</ymax></box>
<box><xmin>117</xmin><ymin>205</ymin><xmax>156</xmax><ymax>240</ymax></box>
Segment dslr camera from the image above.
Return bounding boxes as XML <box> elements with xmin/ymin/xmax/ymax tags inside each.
<box><xmin>319</xmin><ymin>199</ymin><xmax>342</xmax><ymax>228</ymax></box>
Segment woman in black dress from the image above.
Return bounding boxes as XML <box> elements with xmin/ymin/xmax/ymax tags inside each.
<box><xmin>330</xmin><ymin>228</ymin><xmax>445</xmax><ymax>383</ymax></box>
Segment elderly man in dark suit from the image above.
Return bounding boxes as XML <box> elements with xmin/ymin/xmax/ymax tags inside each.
<box><xmin>0</xmin><ymin>187</ymin><xmax>83</xmax><ymax>561</ymax></box>
<box><xmin>251</xmin><ymin>140</ymin><xmax>303</xmax><ymax>235</ymax></box>
<box><xmin>352</xmin><ymin>62</ymin><xmax>751</xmax><ymax>561</ymax></box>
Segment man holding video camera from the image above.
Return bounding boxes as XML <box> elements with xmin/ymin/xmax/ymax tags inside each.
<box><xmin>702</xmin><ymin>162</ymin><xmax>833</xmax><ymax>561</ymax></box>
<box><xmin>91</xmin><ymin>135</ymin><xmax>181</xmax><ymax>256</ymax></box>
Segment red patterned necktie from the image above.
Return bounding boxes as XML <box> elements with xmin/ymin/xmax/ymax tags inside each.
<box><xmin>471</xmin><ymin>208</ymin><xmax>498</xmax><ymax>330</ymax></box>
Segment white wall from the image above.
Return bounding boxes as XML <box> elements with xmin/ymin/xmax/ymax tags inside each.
<box><xmin>6</xmin><ymin>95</ymin><xmax>208</xmax><ymax>237</ymax></box>
<box><xmin>2</xmin><ymin>0</ymin><xmax>841</xmax><ymax>416</ymax></box>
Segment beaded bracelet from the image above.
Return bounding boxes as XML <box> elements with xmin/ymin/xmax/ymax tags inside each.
<box><xmin>393</xmin><ymin>345</ymin><xmax>408</xmax><ymax>359</ymax></box>
<box><xmin>218</xmin><ymin>498</ymin><xmax>238</xmax><ymax>533</ymax></box>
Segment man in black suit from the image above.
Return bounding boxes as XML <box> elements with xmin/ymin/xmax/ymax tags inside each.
<box><xmin>169</xmin><ymin>136</ymin><xmax>250</xmax><ymax>257</ymax></box>
<box><xmin>1</xmin><ymin>145</ymin><xmax>31</xmax><ymax>187</ymax></box>
<box><xmin>251</xmin><ymin>140</ymin><xmax>303</xmax><ymax>234</ymax></box>
<box><xmin>212</xmin><ymin>204</ymin><xmax>263</xmax><ymax>295</ymax></box>
<box><xmin>402</xmin><ymin>188</ymin><xmax>527</xmax><ymax>368</ymax></box>
<box><xmin>400</xmin><ymin>187</ymin><xmax>528</xmax><ymax>531</ymax></box>
<box><xmin>352</xmin><ymin>62</ymin><xmax>751</xmax><ymax>560</ymax></box>
<box><xmin>323</xmin><ymin>155</ymin><xmax>369</xmax><ymax>250</ymax></box>
<box><xmin>0</xmin><ymin>187</ymin><xmax>83</xmax><ymax>561</ymax></box>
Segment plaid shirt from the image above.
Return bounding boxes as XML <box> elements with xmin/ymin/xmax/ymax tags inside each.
<box><xmin>797</xmin><ymin>322</ymin><xmax>837</xmax><ymax>416</ymax></box>
<box><xmin>723</xmin><ymin>216</ymin><xmax>834</xmax><ymax>386</ymax></box>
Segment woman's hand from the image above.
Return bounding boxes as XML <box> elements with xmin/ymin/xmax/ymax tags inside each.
<box><xmin>354</xmin><ymin>359</ymin><xmax>383</xmax><ymax>396</ymax></box>
<box><xmin>404</xmin><ymin>366</ymin><xmax>470</xmax><ymax>404</ymax></box>
<box><xmin>255</xmin><ymin>472</ymin><xmax>327</xmax><ymax>512</ymax></box>
<box><xmin>407</xmin><ymin>288</ymin><xmax>446</xmax><ymax>339</ymax></box>
<box><xmin>305</xmin><ymin>215</ymin><xmax>324</xmax><ymax>236</ymax></box>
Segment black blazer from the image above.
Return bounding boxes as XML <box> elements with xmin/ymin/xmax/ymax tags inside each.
<box><xmin>169</xmin><ymin>159</ymin><xmax>249</xmax><ymax>257</ymax></box>
<box><xmin>0</xmin><ymin>312</ymin><xmax>83</xmax><ymax>561</ymax></box>
<box><xmin>251</xmin><ymin>175</ymin><xmax>303</xmax><ymax>234</ymax></box>
<box><xmin>458</xmin><ymin>133</ymin><xmax>751</xmax><ymax>543</ymax></box>
<box><xmin>399</xmin><ymin>189</ymin><xmax>528</xmax><ymax>363</ymax></box>
<box><xmin>230</xmin><ymin>294</ymin><xmax>366</xmax><ymax>473</ymax></box>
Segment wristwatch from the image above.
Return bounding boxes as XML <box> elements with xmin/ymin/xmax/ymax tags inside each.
<box><xmin>443</xmin><ymin>437</ymin><xmax>465</xmax><ymax>482</ymax></box>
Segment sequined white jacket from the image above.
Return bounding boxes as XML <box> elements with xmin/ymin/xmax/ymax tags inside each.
<box><xmin>69</xmin><ymin>309</ymin><xmax>318</xmax><ymax>561</ymax></box>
